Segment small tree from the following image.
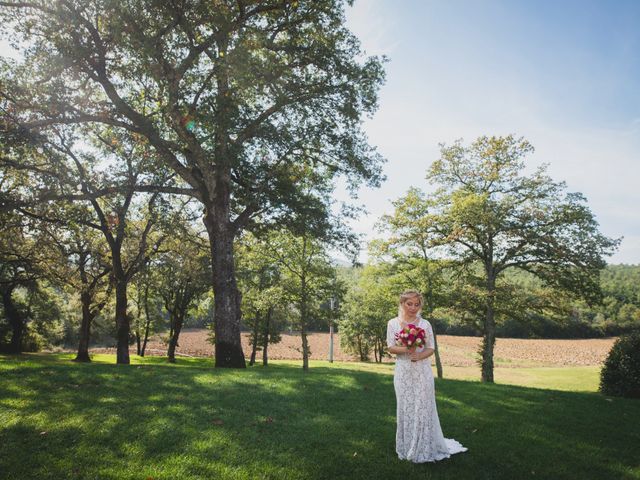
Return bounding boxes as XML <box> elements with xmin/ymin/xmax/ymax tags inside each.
<box><xmin>371</xmin><ymin>188</ymin><xmax>453</xmax><ymax>376</ymax></box>
<box><xmin>266</xmin><ymin>229</ymin><xmax>339</xmax><ymax>371</ymax></box>
<box><xmin>0</xmin><ymin>210</ymin><xmax>47</xmax><ymax>353</ymax></box>
<box><xmin>236</xmin><ymin>234</ymin><xmax>285</xmax><ymax>367</ymax></box>
<box><xmin>41</xmin><ymin>220</ymin><xmax>112</xmax><ymax>362</ymax></box>
<box><xmin>155</xmin><ymin>229</ymin><xmax>211</xmax><ymax>363</ymax></box>
<box><xmin>340</xmin><ymin>264</ymin><xmax>398</xmax><ymax>363</ymax></box>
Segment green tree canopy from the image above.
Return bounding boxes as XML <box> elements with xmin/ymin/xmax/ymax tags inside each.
<box><xmin>0</xmin><ymin>0</ymin><xmax>385</xmax><ymax>367</ymax></box>
<box><xmin>390</xmin><ymin>135</ymin><xmax>619</xmax><ymax>382</ymax></box>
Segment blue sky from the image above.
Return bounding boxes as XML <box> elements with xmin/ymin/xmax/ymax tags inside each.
<box><xmin>344</xmin><ymin>0</ymin><xmax>640</xmax><ymax>264</ymax></box>
<box><xmin>1</xmin><ymin>1</ymin><xmax>638</xmax><ymax>263</ymax></box>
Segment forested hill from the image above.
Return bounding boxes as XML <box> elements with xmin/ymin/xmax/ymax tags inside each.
<box><xmin>457</xmin><ymin>264</ymin><xmax>640</xmax><ymax>338</ymax></box>
<box><xmin>338</xmin><ymin>263</ymin><xmax>640</xmax><ymax>340</ymax></box>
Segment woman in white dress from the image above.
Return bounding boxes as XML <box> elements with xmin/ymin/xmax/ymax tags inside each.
<box><xmin>386</xmin><ymin>290</ymin><xmax>467</xmax><ymax>463</ymax></box>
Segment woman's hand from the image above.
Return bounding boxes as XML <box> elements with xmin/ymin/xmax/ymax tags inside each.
<box><xmin>388</xmin><ymin>345</ymin><xmax>411</xmax><ymax>355</ymax></box>
<box><xmin>409</xmin><ymin>350</ymin><xmax>423</xmax><ymax>362</ymax></box>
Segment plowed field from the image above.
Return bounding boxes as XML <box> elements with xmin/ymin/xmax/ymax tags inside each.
<box><xmin>127</xmin><ymin>329</ymin><xmax>615</xmax><ymax>367</ymax></box>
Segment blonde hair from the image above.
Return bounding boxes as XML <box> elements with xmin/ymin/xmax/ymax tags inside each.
<box><xmin>398</xmin><ymin>289</ymin><xmax>423</xmax><ymax>321</ymax></box>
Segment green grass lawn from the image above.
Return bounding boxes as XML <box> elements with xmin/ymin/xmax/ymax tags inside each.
<box><xmin>1</xmin><ymin>354</ymin><xmax>639</xmax><ymax>480</ymax></box>
<box><xmin>440</xmin><ymin>365</ymin><xmax>602</xmax><ymax>392</ymax></box>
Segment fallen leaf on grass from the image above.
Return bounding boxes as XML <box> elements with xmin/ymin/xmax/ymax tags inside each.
<box><xmin>212</xmin><ymin>419</ymin><xmax>224</xmax><ymax>425</ymax></box>
<box><xmin>264</xmin><ymin>416</ymin><xmax>274</xmax><ymax>424</ymax></box>
<box><xmin>39</xmin><ymin>431</ymin><xmax>47</xmax><ymax>436</ymax></box>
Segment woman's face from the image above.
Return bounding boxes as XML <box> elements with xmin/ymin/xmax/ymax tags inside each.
<box><xmin>401</xmin><ymin>296</ymin><xmax>421</xmax><ymax>319</ymax></box>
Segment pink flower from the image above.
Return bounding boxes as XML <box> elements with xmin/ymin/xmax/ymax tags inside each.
<box><xmin>394</xmin><ymin>324</ymin><xmax>428</xmax><ymax>352</ymax></box>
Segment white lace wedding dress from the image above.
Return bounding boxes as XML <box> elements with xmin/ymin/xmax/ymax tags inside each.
<box><xmin>387</xmin><ymin>317</ymin><xmax>467</xmax><ymax>463</ymax></box>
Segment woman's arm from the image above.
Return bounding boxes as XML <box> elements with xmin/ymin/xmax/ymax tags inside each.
<box><xmin>409</xmin><ymin>348</ymin><xmax>434</xmax><ymax>362</ymax></box>
<box><xmin>388</xmin><ymin>345</ymin><xmax>409</xmax><ymax>355</ymax></box>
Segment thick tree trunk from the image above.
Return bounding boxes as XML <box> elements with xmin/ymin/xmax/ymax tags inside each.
<box><xmin>1</xmin><ymin>286</ymin><xmax>23</xmax><ymax>354</ymax></box>
<box><xmin>480</xmin><ymin>318</ymin><xmax>496</xmax><ymax>382</ymax></box>
<box><xmin>114</xmin><ymin>279</ymin><xmax>130</xmax><ymax>364</ymax></box>
<box><xmin>74</xmin><ymin>291</ymin><xmax>93</xmax><ymax>362</ymax></box>
<box><xmin>203</xmin><ymin>204</ymin><xmax>245</xmax><ymax>369</ymax></box>
<box><xmin>481</xmin><ymin>273</ymin><xmax>496</xmax><ymax>383</ymax></box>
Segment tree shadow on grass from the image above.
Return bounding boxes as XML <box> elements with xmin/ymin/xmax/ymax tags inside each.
<box><xmin>0</xmin><ymin>356</ymin><xmax>639</xmax><ymax>480</ymax></box>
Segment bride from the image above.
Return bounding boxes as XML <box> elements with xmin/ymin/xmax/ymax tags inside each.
<box><xmin>386</xmin><ymin>289</ymin><xmax>467</xmax><ymax>463</ymax></box>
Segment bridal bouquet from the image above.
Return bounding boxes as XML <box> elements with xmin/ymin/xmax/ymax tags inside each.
<box><xmin>395</xmin><ymin>324</ymin><xmax>427</xmax><ymax>351</ymax></box>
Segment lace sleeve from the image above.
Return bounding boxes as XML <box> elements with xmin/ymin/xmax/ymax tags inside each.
<box><xmin>425</xmin><ymin>321</ymin><xmax>435</xmax><ymax>349</ymax></box>
<box><xmin>386</xmin><ymin>319</ymin><xmax>397</xmax><ymax>348</ymax></box>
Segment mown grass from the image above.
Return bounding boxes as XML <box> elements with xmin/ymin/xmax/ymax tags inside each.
<box><xmin>440</xmin><ymin>365</ymin><xmax>602</xmax><ymax>392</ymax></box>
<box><xmin>0</xmin><ymin>353</ymin><xmax>638</xmax><ymax>480</ymax></box>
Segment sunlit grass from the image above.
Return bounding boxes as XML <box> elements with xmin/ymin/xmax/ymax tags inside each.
<box><xmin>438</xmin><ymin>365</ymin><xmax>601</xmax><ymax>392</ymax></box>
<box><xmin>1</xmin><ymin>353</ymin><xmax>638</xmax><ymax>480</ymax></box>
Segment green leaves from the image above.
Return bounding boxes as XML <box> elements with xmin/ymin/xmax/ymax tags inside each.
<box><xmin>375</xmin><ymin>134</ymin><xmax>621</xmax><ymax>380</ymax></box>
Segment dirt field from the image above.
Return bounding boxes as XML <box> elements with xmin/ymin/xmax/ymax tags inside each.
<box><xmin>128</xmin><ymin>329</ymin><xmax>615</xmax><ymax>367</ymax></box>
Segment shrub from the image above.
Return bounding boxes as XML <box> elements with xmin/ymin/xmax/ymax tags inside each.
<box><xmin>599</xmin><ymin>333</ymin><xmax>640</xmax><ymax>398</ymax></box>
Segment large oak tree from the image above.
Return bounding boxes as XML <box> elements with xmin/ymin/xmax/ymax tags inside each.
<box><xmin>0</xmin><ymin>0</ymin><xmax>385</xmax><ymax>367</ymax></box>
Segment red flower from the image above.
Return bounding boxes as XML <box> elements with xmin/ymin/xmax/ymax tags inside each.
<box><xmin>395</xmin><ymin>324</ymin><xmax>428</xmax><ymax>351</ymax></box>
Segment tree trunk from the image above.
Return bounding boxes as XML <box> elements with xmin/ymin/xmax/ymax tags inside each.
<box><xmin>433</xmin><ymin>329</ymin><xmax>443</xmax><ymax>379</ymax></box>
<box><xmin>134</xmin><ymin>285</ymin><xmax>143</xmax><ymax>356</ymax></box>
<box><xmin>301</xmin><ymin>329</ymin><xmax>310</xmax><ymax>371</ymax></box>
<box><xmin>203</xmin><ymin>204</ymin><xmax>245</xmax><ymax>368</ymax></box>
<box><xmin>299</xmin><ymin>277</ymin><xmax>310</xmax><ymax>371</ymax></box>
<box><xmin>249</xmin><ymin>314</ymin><xmax>260</xmax><ymax>366</ymax></box>
<box><xmin>74</xmin><ymin>291</ymin><xmax>93</xmax><ymax>362</ymax></box>
<box><xmin>249</xmin><ymin>323</ymin><xmax>259</xmax><ymax>367</ymax></box>
<box><xmin>262</xmin><ymin>340</ymin><xmax>269</xmax><ymax>366</ymax></box>
<box><xmin>141</xmin><ymin>301</ymin><xmax>151</xmax><ymax>357</ymax></box>
<box><xmin>249</xmin><ymin>346</ymin><xmax>257</xmax><ymax>366</ymax></box>
<box><xmin>167</xmin><ymin>313</ymin><xmax>184</xmax><ymax>363</ymax></box>
<box><xmin>481</xmin><ymin>273</ymin><xmax>496</xmax><ymax>383</ymax></box>
<box><xmin>262</xmin><ymin>308</ymin><xmax>271</xmax><ymax>367</ymax></box>
<box><xmin>1</xmin><ymin>286</ymin><xmax>23</xmax><ymax>354</ymax></box>
<box><xmin>114</xmin><ymin>278</ymin><xmax>130</xmax><ymax>364</ymax></box>
<box><xmin>135</xmin><ymin>329</ymin><xmax>142</xmax><ymax>356</ymax></box>
<box><xmin>139</xmin><ymin>283</ymin><xmax>152</xmax><ymax>357</ymax></box>
<box><xmin>358</xmin><ymin>336</ymin><xmax>367</xmax><ymax>362</ymax></box>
